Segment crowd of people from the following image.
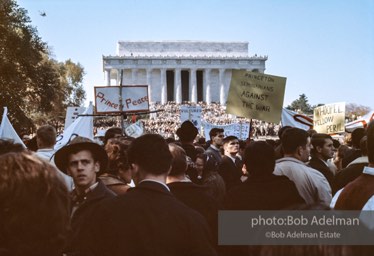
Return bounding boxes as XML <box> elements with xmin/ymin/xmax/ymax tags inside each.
<box><xmin>90</xmin><ymin>102</ymin><xmax>281</xmax><ymax>139</ymax></box>
<box><xmin>1</xmin><ymin>113</ymin><xmax>374</xmax><ymax>255</ymax></box>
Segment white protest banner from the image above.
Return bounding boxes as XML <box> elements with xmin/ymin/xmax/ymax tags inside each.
<box><xmin>125</xmin><ymin>121</ymin><xmax>144</xmax><ymax>138</ymax></box>
<box><xmin>313</xmin><ymin>102</ymin><xmax>345</xmax><ymax>134</ymax></box>
<box><xmin>0</xmin><ymin>107</ymin><xmax>26</xmax><ymax>148</ymax></box>
<box><xmin>95</xmin><ymin>85</ymin><xmax>149</xmax><ymax>113</ymax></box>
<box><xmin>281</xmin><ymin>108</ymin><xmax>314</xmax><ymax>131</ymax></box>
<box><xmin>180</xmin><ymin>105</ymin><xmax>202</xmax><ymax>129</ymax></box>
<box><xmin>55</xmin><ymin>102</ymin><xmax>94</xmax><ymax>151</ymax></box>
<box><xmin>65</xmin><ymin>106</ymin><xmax>86</xmax><ymax>129</ymax></box>
<box><xmin>202</xmin><ymin>121</ymin><xmax>250</xmax><ymax>140</ymax></box>
<box><xmin>226</xmin><ymin>70</ymin><xmax>286</xmax><ymax>123</ymax></box>
<box><xmin>345</xmin><ymin>111</ymin><xmax>374</xmax><ymax>132</ymax></box>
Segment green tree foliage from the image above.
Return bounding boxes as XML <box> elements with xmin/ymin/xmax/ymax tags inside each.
<box><xmin>286</xmin><ymin>94</ymin><xmax>313</xmax><ymax>115</ymax></box>
<box><xmin>0</xmin><ymin>0</ymin><xmax>85</xmax><ymax>133</ymax></box>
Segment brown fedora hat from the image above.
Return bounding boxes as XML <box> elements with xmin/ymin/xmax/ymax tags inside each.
<box><xmin>54</xmin><ymin>136</ymin><xmax>108</xmax><ymax>175</ymax></box>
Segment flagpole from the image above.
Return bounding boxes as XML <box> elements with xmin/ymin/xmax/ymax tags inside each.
<box><xmin>119</xmin><ymin>70</ymin><xmax>124</xmax><ymax>135</ymax></box>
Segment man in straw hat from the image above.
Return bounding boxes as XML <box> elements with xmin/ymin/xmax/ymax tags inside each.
<box><xmin>54</xmin><ymin>135</ymin><xmax>115</xmax><ymax>256</ymax></box>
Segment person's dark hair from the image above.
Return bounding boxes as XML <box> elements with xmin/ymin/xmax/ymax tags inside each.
<box><xmin>310</xmin><ymin>133</ymin><xmax>333</xmax><ymax>155</ymax></box>
<box><xmin>222</xmin><ymin>135</ymin><xmax>239</xmax><ymax>145</ymax></box>
<box><xmin>367</xmin><ymin>121</ymin><xmax>374</xmax><ymax>163</ymax></box>
<box><xmin>351</xmin><ymin>127</ymin><xmax>366</xmax><ymax>148</ymax></box>
<box><xmin>127</xmin><ymin>134</ymin><xmax>172</xmax><ymax>175</ymax></box>
<box><xmin>277</xmin><ymin>125</ymin><xmax>292</xmax><ymax>139</ymax></box>
<box><xmin>168</xmin><ymin>143</ymin><xmax>188</xmax><ymax>176</ymax></box>
<box><xmin>105</xmin><ymin>138</ymin><xmax>130</xmax><ymax>176</ymax></box>
<box><xmin>0</xmin><ymin>139</ymin><xmax>24</xmax><ymax>155</ymax></box>
<box><xmin>281</xmin><ymin>128</ymin><xmax>310</xmax><ymax>154</ymax></box>
<box><xmin>36</xmin><ymin>125</ymin><xmax>56</xmax><ymax>148</ymax></box>
<box><xmin>244</xmin><ymin>141</ymin><xmax>275</xmax><ymax>176</ymax></box>
<box><xmin>209</xmin><ymin>128</ymin><xmax>224</xmax><ymax>140</ymax></box>
<box><xmin>104</xmin><ymin>127</ymin><xmax>123</xmax><ymax>145</ymax></box>
<box><xmin>0</xmin><ymin>151</ymin><xmax>69</xmax><ymax>255</ymax></box>
<box><xmin>332</xmin><ymin>139</ymin><xmax>341</xmax><ymax>149</ymax></box>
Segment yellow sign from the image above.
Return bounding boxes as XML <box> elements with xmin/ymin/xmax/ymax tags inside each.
<box><xmin>226</xmin><ymin>70</ymin><xmax>286</xmax><ymax>123</ymax></box>
<box><xmin>313</xmin><ymin>102</ymin><xmax>345</xmax><ymax>134</ymax></box>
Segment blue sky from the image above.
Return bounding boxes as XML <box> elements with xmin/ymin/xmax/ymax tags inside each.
<box><xmin>18</xmin><ymin>0</ymin><xmax>374</xmax><ymax>110</ymax></box>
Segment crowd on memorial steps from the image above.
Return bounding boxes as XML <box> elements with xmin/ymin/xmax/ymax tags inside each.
<box><xmin>93</xmin><ymin>102</ymin><xmax>280</xmax><ymax>139</ymax></box>
<box><xmin>2</xmin><ymin>101</ymin><xmax>374</xmax><ymax>256</ymax></box>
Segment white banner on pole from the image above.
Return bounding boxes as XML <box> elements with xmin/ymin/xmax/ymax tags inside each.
<box><xmin>281</xmin><ymin>108</ymin><xmax>313</xmax><ymax>131</ymax></box>
<box><xmin>55</xmin><ymin>102</ymin><xmax>94</xmax><ymax>151</ymax></box>
<box><xmin>65</xmin><ymin>107</ymin><xmax>86</xmax><ymax>129</ymax></box>
<box><xmin>0</xmin><ymin>107</ymin><xmax>26</xmax><ymax>148</ymax></box>
<box><xmin>95</xmin><ymin>85</ymin><xmax>149</xmax><ymax>113</ymax></box>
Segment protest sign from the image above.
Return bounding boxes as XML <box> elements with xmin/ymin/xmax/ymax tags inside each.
<box><xmin>202</xmin><ymin>121</ymin><xmax>250</xmax><ymax>140</ymax></box>
<box><xmin>125</xmin><ymin>121</ymin><xmax>144</xmax><ymax>138</ymax></box>
<box><xmin>95</xmin><ymin>85</ymin><xmax>149</xmax><ymax>113</ymax></box>
<box><xmin>226</xmin><ymin>70</ymin><xmax>286</xmax><ymax>123</ymax></box>
<box><xmin>180</xmin><ymin>105</ymin><xmax>202</xmax><ymax>129</ymax></box>
<box><xmin>313</xmin><ymin>102</ymin><xmax>345</xmax><ymax>134</ymax></box>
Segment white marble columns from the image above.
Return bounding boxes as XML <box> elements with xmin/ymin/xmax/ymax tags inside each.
<box><xmin>105</xmin><ymin>69</ymin><xmax>111</xmax><ymax>86</ymax></box>
<box><xmin>204</xmin><ymin>69</ymin><xmax>211</xmax><ymax>104</ymax></box>
<box><xmin>160</xmin><ymin>69</ymin><xmax>167</xmax><ymax>104</ymax></box>
<box><xmin>131</xmin><ymin>69</ymin><xmax>137</xmax><ymax>85</ymax></box>
<box><xmin>190</xmin><ymin>68</ymin><xmax>197</xmax><ymax>103</ymax></box>
<box><xmin>174</xmin><ymin>68</ymin><xmax>182</xmax><ymax>104</ymax></box>
<box><xmin>146</xmin><ymin>68</ymin><xmax>152</xmax><ymax>103</ymax></box>
<box><xmin>104</xmin><ymin>67</ymin><xmax>229</xmax><ymax>105</ymax></box>
<box><xmin>219</xmin><ymin>68</ymin><xmax>226</xmax><ymax>105</ymax></box>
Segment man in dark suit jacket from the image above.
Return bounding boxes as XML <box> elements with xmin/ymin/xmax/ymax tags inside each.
<box><xmin>85</xmin><ymin>134</ymin><xmax>216</xmax><ymax>256</ymax></box>
<box><xmin>225</xmin><ymin>141</ymin><xmax>304</xmax><ymax>210</ymax></box>
<box><xmin>308</xmin><ymin>133</ymin><xmax>335</xmax><ymax>188</ymax></box>
<box><xmin>219</xmin><ymin>136</ymin><xmax>243</xmax><ymax>191</ymax></box>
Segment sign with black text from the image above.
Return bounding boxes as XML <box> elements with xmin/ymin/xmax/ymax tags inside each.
<box><xmin>226</xmin><ymin>70</ymin><xmax>286</xmax><ymax>123</ymax></box>
<box><xmin>95</xmin><ymin>86</ymin><xmax>149</xmax><ymax>113</ymax></box>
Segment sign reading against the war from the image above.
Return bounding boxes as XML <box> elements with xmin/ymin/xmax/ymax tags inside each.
<box><xmin>65</xmin><ymin>107</ymin><xmax>86</xmax><ymax>129</ymax></box>
<box><xmin>226</xmin><ymin>70</ymin><xmax>286</xmax><ymax>123</ymax></box>
<box><xmin>95</xmin><ymin>86</ymin><xmax>149</xmax><ymax>113</ymax></box>
<box><xmin>313</xmin><ymin>102</ymin><xmax>345</xmax><ymax>134</ymax></box>
<box><xmin>180</xmin><ymin>105</ymin><xmax>202</xmax><ymax>129</ymax></box>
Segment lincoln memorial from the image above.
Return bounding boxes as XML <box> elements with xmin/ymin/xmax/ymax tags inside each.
<box><xmin>102</xmin><ymin>41</ymin><xmax>267</xmax><ymax>105</ymax></box>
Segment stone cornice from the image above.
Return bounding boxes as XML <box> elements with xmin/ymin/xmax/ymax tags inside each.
<box><xmin>102</xmin><ymin>55</ymin><xmax>267</xmax><ymax>71</ymax></box>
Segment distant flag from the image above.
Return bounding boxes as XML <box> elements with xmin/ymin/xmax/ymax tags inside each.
<box><xmin>345</xmin><ymin>111</ymin><xmax>374</xmax><ymax>132</ymax></box>
<box><xmin>281</xmin><ymin>108</ymin><xmax>314</xmax><ymax>131</ymax></box>
<box><xmin>0</xmin><ymin>107</ymin><xmax>26</xmax><ymax>148</ymax></box>
<box><xmin>54</xmin><ymin>102</ymin><xmax>94</xmax><ymax>151</ymax></box>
